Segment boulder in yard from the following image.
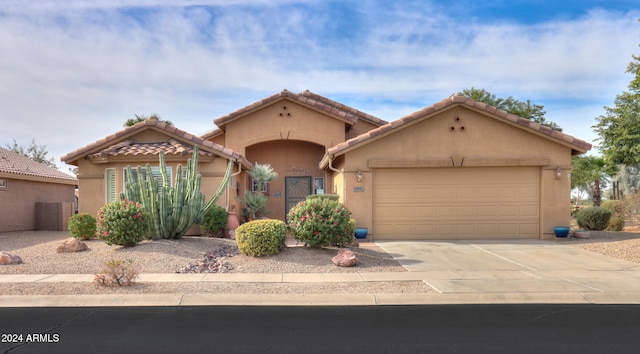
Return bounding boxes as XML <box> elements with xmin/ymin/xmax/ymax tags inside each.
<box><xmin>332</xmin><ymin>248</ymin><xmax>357</xmax><ymax>267</ymax></box>
<box><xmin>56</xmin><ymin>238</ymin><xmax>89</xmax><ymax>253</ymax></box>
<box><xmin>0</xmin><ymin>252</ymin><xmax>23</xmax><ymax>265</ymax></box>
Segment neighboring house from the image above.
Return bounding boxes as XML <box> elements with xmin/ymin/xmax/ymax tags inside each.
<box><xmin>64</xmin><ymin>89</ymin><xmax>591</xmax><ymax>240</ymax></box>
<box><xmin>61</xmin><ymin>118</ymin><xmax>252</xmax><ymax>236</ymax></box>
<box><xmin>0</xmin><ymin>147</ymin><xmax>78</xmax><ymax>232</ymax></box>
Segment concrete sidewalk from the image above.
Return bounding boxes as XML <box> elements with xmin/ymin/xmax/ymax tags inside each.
<box><xmin>2</xmin><ymin>239</ymin><xmax>640</xmax><ymax>307</ymax></box>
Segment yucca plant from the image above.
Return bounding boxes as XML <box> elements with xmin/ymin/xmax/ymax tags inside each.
<box><xmin>238</xmin><ymin>163</ymin><xmax>278</xmax><ymax>220</ymax></box>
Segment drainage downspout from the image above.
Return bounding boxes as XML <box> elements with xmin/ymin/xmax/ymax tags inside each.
<box><xmin>226</xmin><ymin>160</ymin><xmax>243</xmax><ymax>212</ymax></box>
<box><xmin>326</xmin><ymin>155</ymin><xmax>345</xmax><ymax>199</ymax></box>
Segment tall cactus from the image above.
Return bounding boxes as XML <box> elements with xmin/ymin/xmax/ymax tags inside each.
<box><xmin>121</xmin><ymin>146</ymin><xmax>235</xmax><ymax>239</ymax></box>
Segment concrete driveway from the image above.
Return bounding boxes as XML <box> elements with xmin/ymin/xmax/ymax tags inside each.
<box><xmin>376</xmin><ymin>239</ymin><xmax>640</xmax><ymax>303</ymax></box>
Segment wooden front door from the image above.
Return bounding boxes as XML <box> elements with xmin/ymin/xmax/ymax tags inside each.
<box><xmin>285</xmin><ymin>176</ymin><xmax>312</xmax><ymax>216</ymax></box>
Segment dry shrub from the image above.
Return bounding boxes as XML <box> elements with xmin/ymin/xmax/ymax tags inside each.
<box><xmin>94</xmin><ymin>259</ymin><xmax>139</xmax><ymax>287</ymax></box>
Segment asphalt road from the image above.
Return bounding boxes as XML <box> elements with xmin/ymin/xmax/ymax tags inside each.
<box><xmin>1</xmin><ymin>305</ymin><xmax>639</xmax><ymax>353</ymax></box>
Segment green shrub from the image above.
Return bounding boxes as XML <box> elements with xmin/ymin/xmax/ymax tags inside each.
<box><xmin>199</xmin><ymin>205</ymin><xmax>228</xmax><ymax>237</ymax></box>
<box><xmin>576</xmin><ymin>207</ymin><xmax>612</xmax><ymax>231</ymax></box>
<box><xmin>68</xmin><ymin>213</ymin><xmax>97</xmax><ymax>240</ymax></box>
<box><xmin>287</xmin><ymin>197</ymin><xmax>353</xmax><ymax>248</ymax></box>
<box><xmin>96</xmin><ymin>200</ymin><xmax>150</xmax><ymax>246</ymax></box>
<box><xmin>235</xmin><ymin>219</ymin><xmax>287</xmax><ymax>256</ymax></box>
<box><xmin>601</xmin><ymin>200</ymin><xmax>627</xmax><ymax>217</ymax></box>
<box><xmin>606</xmin><ymin>215</ymin><xmax>625</xmax><ymax>231</ymax></box>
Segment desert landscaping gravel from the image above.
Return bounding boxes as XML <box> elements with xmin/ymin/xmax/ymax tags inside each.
<box><xmin>0</xmin><ymin>231</ymin><xmax>429</xmax><ymax>295</ymax></box>
<box><xmin>1</xmin><ymin>230</ymin><xmax>639</xmax><ymax>296</ymax></box>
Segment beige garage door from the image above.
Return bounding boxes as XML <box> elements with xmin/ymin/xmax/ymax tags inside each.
<box><xmin>373</xmin><ymin>167</ymin><xmax>540</xmax><ymax>239</ymax></box>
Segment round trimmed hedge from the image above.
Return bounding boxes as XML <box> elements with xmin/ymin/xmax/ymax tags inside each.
<box><xmin>287</xmin><ymin>196</ymin><xmax>353</xmax><ymax>248</ymax></box>
<box><xmin>576</xmin><ymin>206</ymin><xmax>612</xmax><ymax>231</ymax></box>
<box><xmin>199</xmin><ymin>205</ymin><xmax>228</xmax><ymax>237</ymax></box>
<box><xmin>68</xmin><ymin>213</ymin><xmax>97</xmax><ymax>240</ymax></box>
<box><xmin>96</xmin><ymin>200</ymin><xmax>150</xmax><ymax>246</ymax></box>
<box><xmin>235</xmin><ymin>219</ymin><xmax>287</xmax><ymax>256</ymax></box>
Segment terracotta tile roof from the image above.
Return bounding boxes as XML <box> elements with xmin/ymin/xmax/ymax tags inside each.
<box><xmin>325</xmin><ymin>93</ymin><xmax>593</xmax><ymax>159</ymax></box>
<box><xmin>200</xmin><ymin>128</ymin><xmax>224</xmax><ymax>140</ymax></box>
<box><xmin>0</xmin><ymin>147</ymin><xmax>77</xmax><ymax>184</ymax></box>
<box><xmin>61</xmin><ymin>118</ymin><xmax>250</xmax><ymax>167</ymax></box>
<box><xmin>213</xmin><ymin>89</ymin><xmax>388</xmax><ymax>128</ymax></box>
<box><xmin>88</xmin><ymin>139</ymin><xmax>206</xmax><ymax>159</ymax></box>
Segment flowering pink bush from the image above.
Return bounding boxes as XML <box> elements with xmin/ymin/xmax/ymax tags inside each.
<box><xmin>287</xmin><ymin>196</ymin><xmax>353</xmax><ymax>248</ymax></box>
<box><xmin>96</xmin><ymin>200</ymin><xmax>150</xmax><ymax>246</ymax></box>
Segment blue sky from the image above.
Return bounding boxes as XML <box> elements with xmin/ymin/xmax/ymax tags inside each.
<box><xmin>1</xmin><ymin>0</ymin><xmax>639</xmax><ymax>173</ymax></box>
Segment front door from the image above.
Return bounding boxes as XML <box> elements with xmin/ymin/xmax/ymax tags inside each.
<box><xmin>285</xmin><ymin>176</ymin><xmax>312</xmax><ymax>216</ymax></box>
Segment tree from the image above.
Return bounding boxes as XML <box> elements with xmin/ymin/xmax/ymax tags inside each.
<box><xmin>5</xmin><ymin>138</ymin><xmax>58</xmax><ymax>169</ymax></box>
<box><xmin>123</xmin><ymin>114</ymin><xmax>173</xmax><ymax>127</ymax></box>
<box><xmin>612</xmin><ymin>165</ymin><xmax>640</xmax><ymax>196</ymax></box>
<box><xmin>592</xmin><ymin>55</ymin><xmax>640</xmax><ymax>166</ymax></box>
<box><xmin>461</xmin><ymin>87</ymin><xmax>562</xmax><ymax>131</ymax></box>
<box><xmin>592</xmin><ymin>43</ymin><xmax>640</xmax><ymax>166</ymax></box>
<box><xmin>571</xmin><ymin>155</ymin><xmax>617</xmax><ymax>207</ymax></box>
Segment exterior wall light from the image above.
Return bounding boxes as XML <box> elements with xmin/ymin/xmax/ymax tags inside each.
<box><xmin>555</xmin><ymin>167</ymin><xmax>562</xmax><ymax>180</ymax></box>
<box><xmin>356</xmin><ymin>170</ymin><xmax>363</xmax><ymax>182</ymax></box>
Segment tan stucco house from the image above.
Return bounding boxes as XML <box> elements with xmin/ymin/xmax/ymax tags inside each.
<box><xmin>63</xmin><ymin>89</ymin><xmax>591</xmax><ymax>240</ymax></box>
<box><xmin>1</xmin><ymin>147</ymin><xmax>77</xmax><ymax>232</ymax></box>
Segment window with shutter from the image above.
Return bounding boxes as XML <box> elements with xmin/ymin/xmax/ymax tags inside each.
<box><xmin>105</xmin><ymin>168</ymin><xmax>116</xmax><ymax>203</ymax></box>
<box><xmin>124</xmin><ymin>166</ymin><xmax>172</xmax><ymax>192</ymax></box>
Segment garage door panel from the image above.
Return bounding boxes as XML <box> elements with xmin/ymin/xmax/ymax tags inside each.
<box><xmin>476</xmin><ymin>188</ymin><xmax>496</xmax><ymax>199</ymax></box>
<box><xmin>376</xmin><ymin>187</ymin><xmax>412</xmax><ymax>202</ymax></box>
<box><xmin>415</xmin><ymin>188</ymin><xmax>435</xmax><ymax>199</ymax></box>
<box><xmin>435</xmin><ymin>206</ymin><xmax>455</xmax><ymax>217</ymax></box>
<box><xmin>415</xmin><ymin>224</ymin><xmax>435</xmax><ymax>235</ymax></box>
<box><xmin>456</xmin><ymin>206</ymin><xmax>476</xmax><ymax>217</ymax></box>
<box><xmin>519</xmin><ymin>205</ymin><xmax>539</xmax><ymax>217</ymax></box>
<box><xmin>519</xmin><ymin>186</ymin><xmax>539</xmax><ymax>198</ymax></box>
<box><xmin>519</xmin><ymin>223</ymin><xmax>538</xmax><ymax>236</ymax></box>
<box><xmin>373</xmin><ymin>167</ymin><xmax>540</xmax><ymax>239</ymax></box>
<box><xmin>498</xmin><ymin>205</ymin><xmax>518</xmax><ymax>217</ymax></box>
<box><xmin>414</xmin><ymin>206</ymin><xmax>434</xmax><ymax>217</ymax></box>
<box><xmin>456</xmin><ymin>224</ymin><xmax>476</xmax><ymax>235</ymax></box>
<box><xmin>374</xmin><ymin>205</ymin><xmax>413</xmax><ymax>220</ymax></box>
<box><xmin>434</xmin><ymin>188</ymin><xmax>454</xmax><ymax>200</ymax></box>
<box><xmin>435</xmin><ymin>224</ymin><xmax>455</xmax><ymax>236</ymax></box>
<box><xmin>477</xmin><ymin>206</ymin><xmax>497</xmax><ymax>216</ymax></box>
<box><xmin>477</xmin><ymin>223</ymin><xmax>498</xmax><ymax>235</ymax></box>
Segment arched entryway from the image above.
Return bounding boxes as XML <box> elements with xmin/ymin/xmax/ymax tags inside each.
<box><xmin>245</xmin><ymin>140</ymin><xmax>327</xmax><ymax>221</ymax></box>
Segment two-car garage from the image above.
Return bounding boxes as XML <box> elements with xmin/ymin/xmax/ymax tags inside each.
<box><xmin>372</xmin><ymin>167</ymin><xmax>540</xmax><ymax>240</ymax></box>
<box><xmin>321</xmin><ymin>95</ymin><xmax>592</xmax><ymax>240</ymax></box>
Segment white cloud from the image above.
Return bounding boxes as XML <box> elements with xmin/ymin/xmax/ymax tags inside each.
<box><xmin>0</xmin><ymin>1</ymin><xmax>638</xmax><ymax>165</ymax></box>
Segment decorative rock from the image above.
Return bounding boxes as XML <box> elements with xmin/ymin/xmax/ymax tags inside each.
<box><xmin>332</xmin><ymin>248</ymin><xmax>357</xmax><ymax>267</ymax></box>
<box><xmin>56</xmin><ymin>238</ymin><xmax>89</xmax><ymax>253</ymax></box>
<box><xmin>176</xmin><ymin>243</ymin><xmax>239</xmax><ymax>273</ymax></box>
<box><xmin>0</xmin><ymin>252</ymin><xmax>22</xmax><ymax>265</ymax></box>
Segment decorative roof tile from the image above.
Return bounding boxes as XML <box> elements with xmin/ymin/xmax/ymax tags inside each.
<box><xmin>0</xmin><ymin>147</ymin><xmax>77</xmax><ymax>184</ymax></box>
